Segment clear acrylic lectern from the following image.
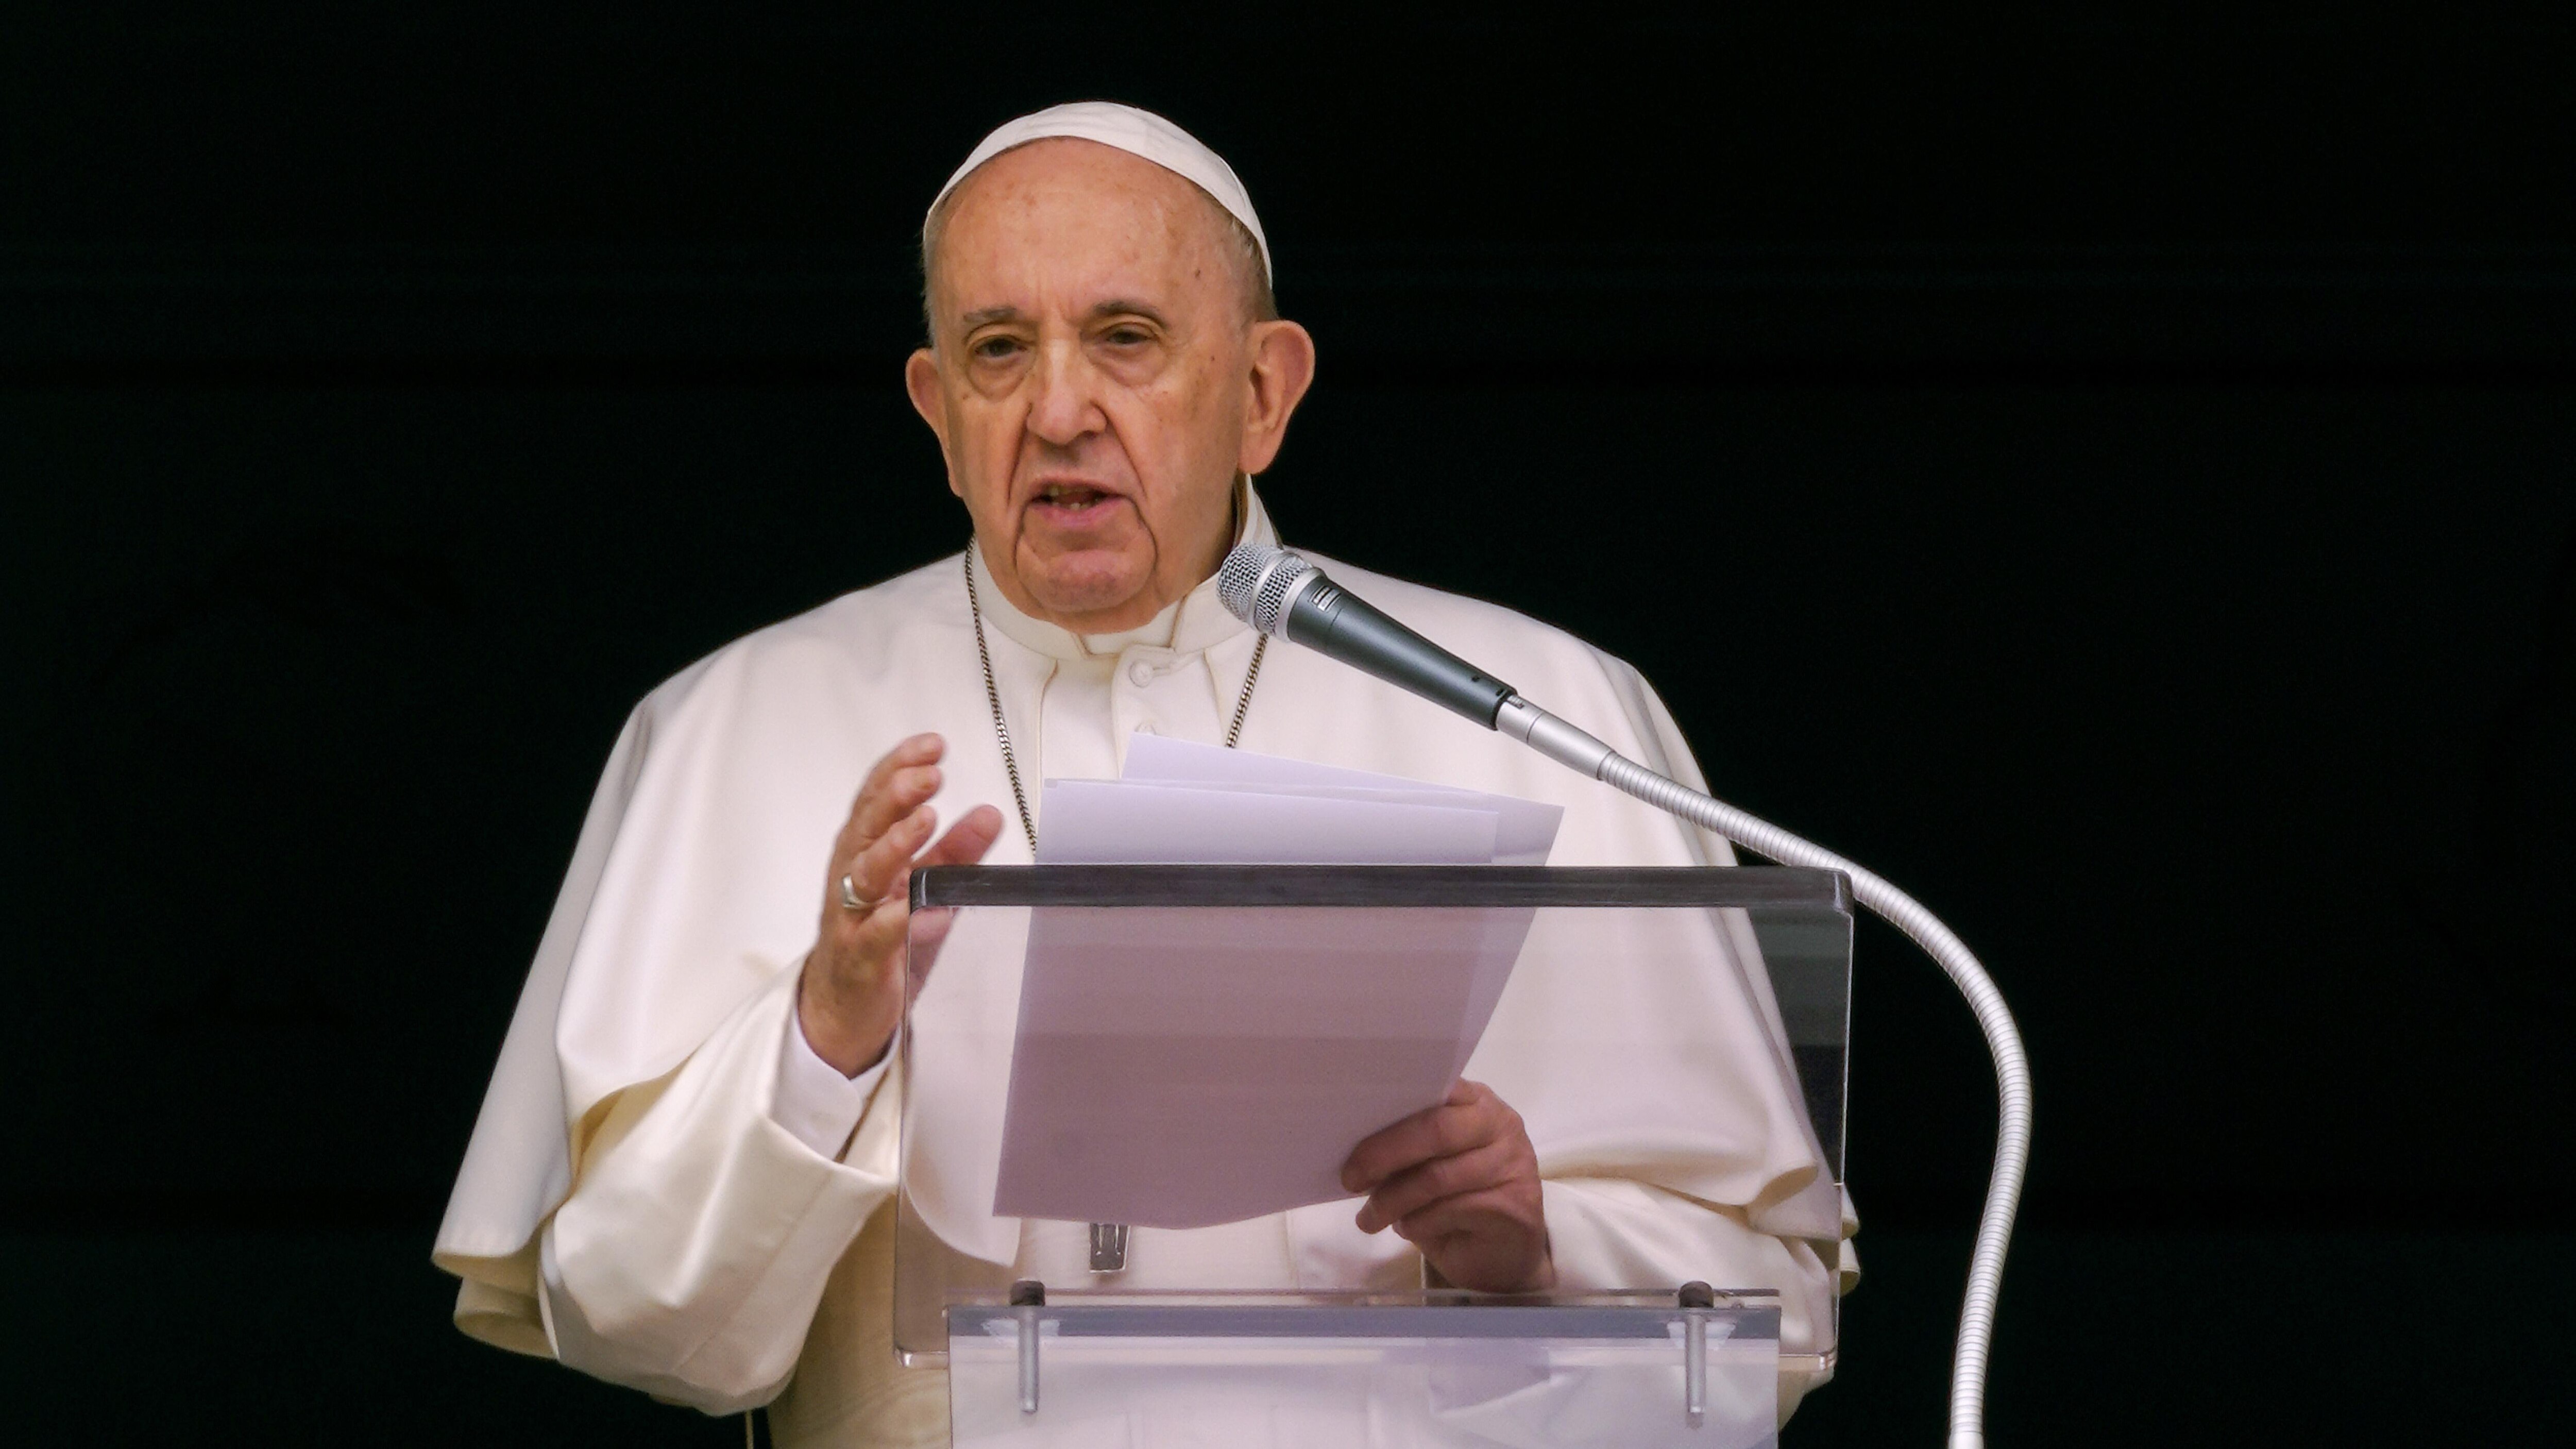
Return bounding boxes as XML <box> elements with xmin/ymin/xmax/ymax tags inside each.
<box><xmin>897</xmin><ymin>865</ymin><xmax>1852</xmax><ymax>1448</ymax></box>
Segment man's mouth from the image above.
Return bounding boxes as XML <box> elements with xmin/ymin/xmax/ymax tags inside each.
<box><xmin>1033</xmin><ymin>482</ymin><xmax>1116</xmax><ymax>513</ymax></box>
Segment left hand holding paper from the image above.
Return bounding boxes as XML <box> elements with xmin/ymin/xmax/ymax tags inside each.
<box><xmin>1343</xmin><ymin>1079</ymin><xmax>1555</xmax><ymax>1294</ymax></box>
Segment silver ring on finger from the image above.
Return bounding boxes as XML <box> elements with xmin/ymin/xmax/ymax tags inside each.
<box><xmin>838</xmin><ymin>873</ymin><xmax>884</xmax><ymax>914</ymax></box>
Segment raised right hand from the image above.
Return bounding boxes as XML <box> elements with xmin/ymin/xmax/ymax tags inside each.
<box><xmin>796</xmin><ymin>734</ymin><xmax>1006</xmax><ymax>1075</ymax></box>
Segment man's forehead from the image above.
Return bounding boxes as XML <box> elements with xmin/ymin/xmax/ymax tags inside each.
<box><xmin>932</xmin><ymin>142</ymin><xmax>1239</xmax><ymax>310</ymax></box>
<box><xmin>944</xmin><ymin>139</ymin><xmax>1221</xmax><ymax>243</ymax></box>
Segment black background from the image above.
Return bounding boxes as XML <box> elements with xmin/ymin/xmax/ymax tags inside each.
<box><xmin>5</xmin><ymin>6</ymin><xmax>2571</xmax><ymax>1444</ymax></box>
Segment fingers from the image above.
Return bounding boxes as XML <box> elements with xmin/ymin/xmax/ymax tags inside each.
<box><xmin>922</xmin><ymin>804</ymin><xmax>1007</xmax><ymax>866</ymax></box>
<box><xmin>834</xmin><ymin>735</ymin><xmax>945</xmax><ymax>850</ymax></box>
<box><xmin>1393</xmin><ymin>1184</ymin><xmax>1534</xmax><ymax>1244</ymax></box>
<box><xmin>847</xmin><ymin>802</ymin><xmax>940</xmax><ymax>904</ymax></box>
<box><xmin>1389</xmin><ymin>1185</ymin><xmax>1553</xmax><ymax>1293</ymax></box>
<box><xmin>861</xmin><ymin>734</ymin><xmax>945</xmax><ymax>800</ymax></box>
<box><xmin>844</xmin><ymin>878</ymin><xmax>920</xmax><ymax>960</ymax></box>
<box><xmin>834</xmin><ymin>803</ymin><xmax>1007</xmax><ymax>954</ymax></box>
<box><xmin>889</xmin><ymin>809</ymin><xmax>1005</xmax><ymax>990</ymax></box>
<box><xmin>906</xmin><ymin>905</ymin><xmax>959</xmax><ymax>978</ymax></box>
<box><xmin>849</xmin><ymin>762</ymin><xmax>944</xmax><ymax>846</ymax></box>
<box><xmin>1342</xmin><ymin>1080</ymin><xmax>1504</xmax><ymax>1195</ymax></box>
<box><xmin>845</xmin><ymin>799</ymin><xmax>1002</xmax><ymax>913</ymax></box>
<box><xmin>800</xmin><ymin>736</ymin><xmax>980</xmax><ymax>1076</ymax></box>
<box><xmin>1354</xmin><ymin>1134</ymin><xmax>1528</xmax><ymax>1234</ymax></box>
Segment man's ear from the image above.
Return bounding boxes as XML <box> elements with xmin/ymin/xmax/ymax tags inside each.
<box><xmin>905</xmin><ymin>348</ymin><xmax>963</xmax><ymax>498</ymax></box>
<box><xmin>1238</xmin><ymin>320</ymin><xmax>1317</xmax><ymax>477</ymax></box>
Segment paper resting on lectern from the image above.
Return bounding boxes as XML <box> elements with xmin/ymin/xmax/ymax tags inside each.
<box><xmin>988</xmin><ymin>738</ymin><xmax>1562</xmax><ymax>1228</ymax></box>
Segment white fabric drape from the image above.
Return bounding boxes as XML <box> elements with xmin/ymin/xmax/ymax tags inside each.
<box><xmin>432</xmin><ymin>486</ymin><xmax>1852</xmax><ymax>1443</ymax></box>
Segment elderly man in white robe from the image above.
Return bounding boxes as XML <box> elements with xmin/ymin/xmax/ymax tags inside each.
<box><xmin>434</xmin><ymin>103</ymin><xmax>1851</xmax><ymax>1447</ymax></box>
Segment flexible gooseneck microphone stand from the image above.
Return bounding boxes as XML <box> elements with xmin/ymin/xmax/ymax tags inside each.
<box><xmin>1222</xmin><ymin>544</ymin><xmax>2031</xmax><ymax>1449</ymax></box>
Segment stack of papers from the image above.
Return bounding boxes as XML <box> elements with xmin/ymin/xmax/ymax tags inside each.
<box><xmin>1038</xmin><ymin>734</ymin><xmax>1563</xmax><ymax>868</ymax></box>
<box><xmin>990</xmin><ymin>738</ymin><xmax>1563</xmax><ymax>1228</ymax></box>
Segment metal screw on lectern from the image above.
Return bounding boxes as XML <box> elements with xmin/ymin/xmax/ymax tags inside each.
<box><xmin>1010</xmin><ymin>1280</ymin><xmax>1045</xmax><ymax>1414</ymax></box>
<box><xmin>1677</xmin><ymin>1280</ymin><xmax>1715</xmax><ymax>1425</ymax></box>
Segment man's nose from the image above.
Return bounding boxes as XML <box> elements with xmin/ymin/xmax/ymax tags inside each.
<box><xmin>1026</xmin><ymin>340</ymin><xmax>1106</xmax><ymax>446</ymax></box>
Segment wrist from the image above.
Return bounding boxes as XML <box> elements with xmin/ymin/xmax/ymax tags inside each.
<box><xmin>796</xmin><ymin>958</ymin><xmax>897</xmax><ymax>1077</ymax></box>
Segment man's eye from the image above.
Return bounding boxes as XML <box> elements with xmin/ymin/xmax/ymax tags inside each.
<box><xmin>1103</xmin><ymin>327</ymin><xmax>1151</xmax><ymax>347</ymax></box>
<box><xmin>971</xmin><ymin>336</ymin><xmax>1024</xmax><ymax>361</ymax></box>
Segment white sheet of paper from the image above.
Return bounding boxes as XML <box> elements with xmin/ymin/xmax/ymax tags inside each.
<box><xmin>1123</xmin><ymin>734</ymin><xmax>1564</xmax><ymax>865</ymax></box>
<box><xmin>990</xmin><ymin>746</ymin><xmax>1559</xmax><ymax>1228</ymax></box>
<box><xmin>990</xmin><ymin>903</ymin><xmax>1534</xmax><ymax>1227</ymax></box>
<box><xmin>1033</xmin><ymin>779</ymin><xmax>1499</xmax><ymax>866</ymax></box>
<box><xmin>1110</xmin><ymin>738</ymin><xmax>1555</xmax><ymax>1073</ymax></box>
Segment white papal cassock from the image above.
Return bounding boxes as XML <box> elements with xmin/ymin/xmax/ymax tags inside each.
<box><xmin>432</xmin><ymin>484</ymin><xmax>1854</xmax><ymax>1446</ymax></box>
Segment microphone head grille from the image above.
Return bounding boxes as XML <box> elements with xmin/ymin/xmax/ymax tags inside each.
<box><xmin>1250</xmin><ymin>553</ymin><xmax>1313</xmax><ymax>634</ymax></box>
<box><xmin>1216</xmin><ymin>543</ymin><xmax>1273</xmax><ymax>620</ymax></box>
<box><xmin>1217</xmin><ymin>543</ymin><xmax>1311</xmax><ymax>635</ymax></box>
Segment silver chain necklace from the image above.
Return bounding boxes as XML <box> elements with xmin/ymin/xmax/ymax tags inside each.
<box><xmin>965</xmin><ymin>546</ymin><xmax>1267</xmax><ymax>855</ymax></box>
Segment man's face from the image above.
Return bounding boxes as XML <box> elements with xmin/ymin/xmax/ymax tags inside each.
<box><xmin>907</xmin><ymin>139</ymin><xmax>1308</xmax><ymax>633</ymax></box>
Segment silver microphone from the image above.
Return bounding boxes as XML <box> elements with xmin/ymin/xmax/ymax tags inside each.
<box><xmin>1217</xmin><ymin>543</ymin><xmax>1518</xmax><ymax>728</ymax></box>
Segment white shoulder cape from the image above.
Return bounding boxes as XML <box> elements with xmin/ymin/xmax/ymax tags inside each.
<box><xmin>433</xmin><ymin>546</ymin><xmax>1842</xmax><ymax>1317</ymax></box>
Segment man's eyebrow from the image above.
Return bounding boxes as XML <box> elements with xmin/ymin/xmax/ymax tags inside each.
<box><xmin>954</xmin><ymin>300</ymin><xmax>1171</xmax><ymax>329</ymax></box>
<box><xmin>1089</xmin><ymin>299</ymin><xmax>1171</xmax><ymax>325</ymax></box>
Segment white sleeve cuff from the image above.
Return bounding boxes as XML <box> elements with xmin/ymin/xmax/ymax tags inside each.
<box><xmin>770</xmin><ymin>1005</ymin><xmax>890</xmax><ymax>1161</ymax></box>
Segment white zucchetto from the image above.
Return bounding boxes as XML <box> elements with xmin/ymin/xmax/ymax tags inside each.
<box><xmin>926</xmin><ymin>101</ymin><xmax>1272</xmax><ymax>282</ymax></box>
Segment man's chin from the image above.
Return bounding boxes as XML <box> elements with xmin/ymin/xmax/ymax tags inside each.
<box><xmin>1021</xmin><ymin>559</ymin><xmax>1159</xmax><ymax>630</ymax></box>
